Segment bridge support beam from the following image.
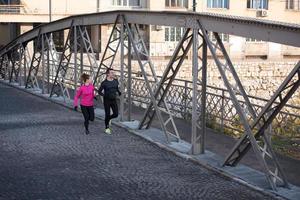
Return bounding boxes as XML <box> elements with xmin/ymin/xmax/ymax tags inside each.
<box><xmin>191</xmin><ymin>30</ymin><xmax>208</xmax><ymax>155</ymax></box>
<box><xmin>50</xmin><ymin>22</ymin><xmax>74</xmax><ymax>100</ymax></box>
<box><xmin>197</xmin><ymin>19</ymin><xmax>292</xmax><ymax>190</ymax></box>
<box><xmin>25</xmin><ymin>28</ymin><xmax>42</xmax><ymax>89</ymax></box>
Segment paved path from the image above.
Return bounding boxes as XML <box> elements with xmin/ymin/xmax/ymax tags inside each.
<box><xmin>0</xmin><ymin>83</ymin><xmax>281</xmax><ymax>200</ymax></box>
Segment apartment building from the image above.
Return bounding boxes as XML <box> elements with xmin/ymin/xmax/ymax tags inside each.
<box><xmin>0</xmin><ymin>0</ymin><xmax>300</xmax><ymax>60</ymax></box>
<box><xmin>149</xmin><ymin>0</ymin><xmax>300</xmax><ymax>60</ymax></box>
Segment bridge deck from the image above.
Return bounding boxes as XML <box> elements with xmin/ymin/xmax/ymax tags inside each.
<box><xmin>0</xmin><ymin>83</ymin><xmax>281</xmax><ymax>200</ymax></box>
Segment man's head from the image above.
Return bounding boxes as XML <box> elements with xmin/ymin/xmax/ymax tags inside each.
<box><xmin>106</xmin><ymin>68</ymin><xmax>115</xmax><ymax>79</ymax></box>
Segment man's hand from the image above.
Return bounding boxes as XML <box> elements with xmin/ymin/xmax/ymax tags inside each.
<box><xmin>74</xmin><ymin>106</ymin><xmax>78</xmax><ymax>111</ymax></box>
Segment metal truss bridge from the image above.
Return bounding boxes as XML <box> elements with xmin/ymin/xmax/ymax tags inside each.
<box><xmin>1</xmin><ymin>10</ymin><xmax>300</xmax><ymax>192</ymax></box>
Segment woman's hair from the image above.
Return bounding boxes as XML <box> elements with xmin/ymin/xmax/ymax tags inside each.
<box><xmin>81</xmin><ymin>73</ymin><xmax>90</xmax><ymax>83</ymax></box>
<box><xmin>106</xmin><ymin>68</ymin><xmax>114</xmax><ymax>75</ymax></box>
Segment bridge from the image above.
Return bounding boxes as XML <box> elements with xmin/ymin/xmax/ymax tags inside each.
<box><xmin>0</xmin><ymin>10</ymin><xmax>300</xmax><ymax>199</ymax></box>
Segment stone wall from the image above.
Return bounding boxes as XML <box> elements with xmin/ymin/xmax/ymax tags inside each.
<box><xmin>114</xmin><ymin>59</ymin><xmax>299</xmax><ymax>103</ymax></box>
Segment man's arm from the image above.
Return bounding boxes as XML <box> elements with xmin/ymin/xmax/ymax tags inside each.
<box><xmin>116</xmin><ymin>79</ymin><xmax>121</xmax><ymax>96</ymax></box>
<box><xmin>98</xmin><ymin>82</ymin><xmax>105</xmax><ymax>96</ymax></box>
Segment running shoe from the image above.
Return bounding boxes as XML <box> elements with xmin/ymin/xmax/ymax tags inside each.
<box><xmin>105</xmin><ymin>128</ymin><xmax>112</xmax><ymax>135</ymax></box>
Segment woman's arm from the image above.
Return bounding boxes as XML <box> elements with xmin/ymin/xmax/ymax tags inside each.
<box><xmin>73</xmin><ymin>87</ymin><xmax>82</xmax><ymax>107</ymax></box>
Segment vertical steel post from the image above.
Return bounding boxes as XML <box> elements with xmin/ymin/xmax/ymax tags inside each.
<box><xmin>47</xmin><ymin>36</ymin><xmax>50</xmax><ymax>93</ymax></box>
<box><xmin>80</xmin><ymin>29</ymin><xmax>84</xmax><ymax>77</ymax></box>
<box><xmin>191</xmin><ymin>28</ymin><xmax>200</xmax><ymax>154</ymax></box>
<box><xmin>200</xmin><ymin>39</ymin><xmax>207</xmax><ymax>154</ymax></box>
<box><xmin>74</xmin><ymin>27</ymin><xmax>78</xmax><ymax>88</ymax></box>
<box><xmin>23</xmin><ymin>48</ymin><xmax>27</xmax><ymax>86</ymax></box>
<box><xmin>184</xmin><ymin>81</ymin><xmax>188</xmax><ymax>120</ymax></box>
<box><xmin>120</xmin><ymin>22</ymin><xmax>125</xmax><ymax>121</ymax></box>
<box><xmin>127</xmin><ymin>35</ymin><xmax>132</xmax><ymax>121</ymax></box>
<box><xmin>41</xmin><ymin>34</ymin><xmax>46</xmax><ymax>94</ymax></box>
<box><xmin>221</xmin><ymin>89</ymin><xmax>225</xmax><ymax>132</ymax></box>
<box><xmin>18</xmin><ymin>45</ymin><xmax>23</xmax><ymax>85</ymax></box>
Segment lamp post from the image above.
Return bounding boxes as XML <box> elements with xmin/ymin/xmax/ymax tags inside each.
<box><xmin>97</xmin><ymin>0</ymin><xmax>100</xmax><ymax>12</ymax></box>
<box><xmin>49</xmin><ymin>0</ymin><xmax>52</xmax><ymax>22</ymax></box>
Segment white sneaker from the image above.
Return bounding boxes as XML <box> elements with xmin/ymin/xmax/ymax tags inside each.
<box><xmin>105</xmin><ymin>128</ymin><xmax>112</xmax><ymax>135</ymax></box>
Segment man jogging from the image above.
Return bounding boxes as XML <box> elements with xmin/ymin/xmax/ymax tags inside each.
<box><xmin>98</xmin><ymin>68</ymin><xmax>121</xmax><ymax>134</ymax></box>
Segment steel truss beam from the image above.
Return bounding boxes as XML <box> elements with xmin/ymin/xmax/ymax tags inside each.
<box><xmin>44</xmin><ymin>33</ymin><xmax>59</xmax><ymax>82</ymax></box>
<box><xmin>94</xmin><ymin>15</ymin><xmax>122</xmax><ymax>88</ymax></box>
<box><xmin>122</xmin><ymin>15</ymin><xmax>181</xmax><ymax>142</ymax></box>
<box><xmin>77</xmin><ymin>26</ymin><xmax>98</xmax><ymax>80</ymax></box>
<box><xmin>197</xmin><ymin>20</ymin><xmax>290</xmax><ymax>190</ymax></box>
<box><xmin>2</xmin><ymin>10</ymin><xmax>300</xmax><ymax>57</ymax></box>
<box><xmin>50</xmin><ymin>22</ymin><xmax>74</xmax><ymax>99</ymax></box>
<box><xmin>223</xmin><ymin>62</ymin><xmax>300</xmax><ymax>184</ymax></box>
<box><xmin>119</xmin><ymin>20</ymin><xmax>131</xmax><ymax>121</ymax></box>
<box><xmin>9</xmin><ymin>44</ymin><xmax>25</xmax><ymax>83</ymax></box>
<box><xmin>42</xmin><ymin>33</ymin><xmax>60</xmax><ymax>94</ymax></box>
<box><xmin>0</xmin><ymin>54</ymin><xmax>6</xmax><ymax>79</ymax></box>
<box><xmin>93</xmin><ymin>15</ymin><xmax>132</xmax><ymax>120</ymax></box>
<box><xmin>191</xmin><ymin>31</ymin><xmax>208</xmax><ymax>154</ymax></box>
<box><xmin>138</xmin><ymin>28</ymin><xmax>193</xmax><ymax>137</ymax></box>
<box><xmin>25</xmin><ymin>29</ymin><xmax>42</xmax><ymax>89</ymax></box>
<box><xmin>50</xmin><ymin>22</ymin><xmax>97</xmax><ymax>100</ymax></box>
<box><xmin>22</xmin><ymin>46</ymin><xmax>32</xmax><ymax>86</ymax></box>
<box><xmin>2</xmin><ymin>54</ymin><xmax>12</xmax><ymax>80</ymax></box>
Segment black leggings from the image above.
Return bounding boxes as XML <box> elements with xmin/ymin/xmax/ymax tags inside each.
<box><xmin>104</xmin><ymin>98</ymin><xmax>118</xmax><ymax>129</ymax></box>
<box><xmin>80</xmin><ymin>105</ymin><xmax>95</xmax><ymax>131</ymax></box>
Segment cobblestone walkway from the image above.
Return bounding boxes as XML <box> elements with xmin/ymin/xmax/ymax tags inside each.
<box><xmin>0</xmin><ymin>83</ymin><xmax>281</xmax><ymax>200</ymax></box>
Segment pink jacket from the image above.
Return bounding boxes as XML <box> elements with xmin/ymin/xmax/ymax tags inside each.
<box><xmin>74</xmin><ymin>84</ymin><xmax>95</xmax><ymax>107</ymax></box>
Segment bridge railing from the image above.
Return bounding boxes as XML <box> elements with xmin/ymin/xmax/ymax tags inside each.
<box><xmin>44</xmin><ymin>62</ymin><xmax>300</xmax><ymax>142</ymax></box>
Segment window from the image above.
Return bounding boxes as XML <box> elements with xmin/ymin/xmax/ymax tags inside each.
<box><xmin>208</xmin><ymin>33</ymin><xmax>229</xmax><ymax>42</ymax></box>
<box><xmin>165</xmin><ymin>27</ymin><xmax>185</xmax><ymax>42</ymax></box>
<box><xmin>165</xmin><ymin>0</ymin><xmax>188</xmax><ymax>8</ymax></box>
<box><xmin>52</xmin><ymin>31</ymin><xmax>64</xmax><ymax>52</ymax></box>
<box><xmin>246</xmin><ymin>38</ymin><xmax>263</xmax><ymax>42</ymax></box>
<box><xmin>113</xmin><ymin>0</ymin><xmax>140</xmax><ymax>6</ymax></box>
<box><xmin>286</xmin><ymin>0</ymin><xmax>300</xmax><ymax>10</ymax></box>
<box><xmin>207</xmin><ymin>0</ymin><xmax>229</xmax><ymax>8</ymax></box>
<box><xmin>247</xmin><ymin>0</ymin><xmax>268</xmax><ymax>9</ymax></box>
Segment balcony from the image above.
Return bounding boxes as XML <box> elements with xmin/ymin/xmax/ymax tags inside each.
<box><xmin>0</xmin><ymin>4</ymin><xmax>23</xmax><ymax>14</ymax></box>
<box><xmin>0</xmin><ymin>4</ymin><xmax>68</xmax><ymax>23</ymax></box>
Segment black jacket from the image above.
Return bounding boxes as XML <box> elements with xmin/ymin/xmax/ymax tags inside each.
<box><xmin>98</xmin><ymin>79</ymin><xmax>121</xmax><ymax>100</ymax></box>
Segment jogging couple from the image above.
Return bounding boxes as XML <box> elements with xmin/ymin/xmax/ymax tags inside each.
<box><xmin>73</xmin><ymin>68</ymin><xmax>121</xmax><ymax>135</ymax></box>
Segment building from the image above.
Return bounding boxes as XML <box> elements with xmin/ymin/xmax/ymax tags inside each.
<box><xmin>0</xmin><ymin>0</ymin><xmax>300</xmax><ymax>61</ymax></box>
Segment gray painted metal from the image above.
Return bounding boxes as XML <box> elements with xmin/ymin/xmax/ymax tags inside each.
<box><xmin>191</xmin><ymin>31</ymin><xmax>208</xmax><ymax>154</ymax></box>
<box><xmin>123</xmin><ymin>16</ymin><xmax>180</xmax><ymax>142</ymax></box>
<box><xmin>138</xmin><ymin>28</ymin><xmax>193</xmax><ymax>132</ymax></box>
<box><xmin>50</xmin><ymin>22</ymin><xmax>74</xmax><ymax>99</ymax></box>
<box><xmin>224</xmin><ymin>62</ymin><xmax>300</xmax><ymax>187</ymax></box>
<box><xmin>191</xmin><ymin>29</ymin><xmax>200</xmax><ymax>154</ymax></box>
<box><xmin>93</xmin><ymin>15</ymin><xmax>121</xmax><ymax>88</ymax></box>
<box><xmin>197</xmin><ymin>20</ymin><xmax>291</xmax><ymax>190</ymax></box>
<box><xmin>1</xmin><ymin>10</ymin><xmax>300</xmax><ymax>57</ymax></box>
<box><xmin>25</xmin><ymin>29</ymin><xmax>42</xmax><ymax>89</ymax></box>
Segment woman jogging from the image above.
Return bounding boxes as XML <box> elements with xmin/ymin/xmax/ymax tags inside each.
<box><xmin>98</xmin><ymin>68</ymin><xmax>121</xmax><ymax>134</ymax></box>
<box><xmin>74</xmin><ymin>73</ymin><xmax>96</xmax><ymax>135</ymax></box>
